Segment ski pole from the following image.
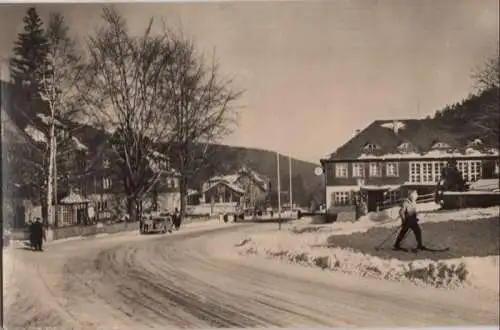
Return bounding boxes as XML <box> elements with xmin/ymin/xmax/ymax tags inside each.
<box><xmin>374</xmin><ymin>225</ymin><xmax>401</xmax><ymax>251</ymax></box>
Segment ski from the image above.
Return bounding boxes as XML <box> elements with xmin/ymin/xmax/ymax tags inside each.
<box><xmin>410</xmin><ymin>247</ymin><xmax>450</xmax><ymax>253</ymax></box>
<box><xmin>390</xmin><ymin>247</ymin><xmax>409</xmax><ymax>252</ymax></box>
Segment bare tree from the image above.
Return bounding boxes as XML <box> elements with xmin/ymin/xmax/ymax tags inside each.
<box><xmin>473</xmin><ymin>50</ymin><xmax>499</xmax><ymax>92</ymax></box>
<box><xmin>82</xmin><ymin>7</ymin><xmax>175</xmax><ymax>222</ymax></box>
<box><xmin>470</xmin><ymin>50</ymin><xmax>500</xmax><ymax>144</ymax></box>
<box><xmin>39</xmin><ymin>12</ymin><xmax>85</xmax><ymax>226</ymax></box>
<box><xmin>163</xmin><ymin>37</ymin><xmax>243</xmax><ymax>223</ymax></box>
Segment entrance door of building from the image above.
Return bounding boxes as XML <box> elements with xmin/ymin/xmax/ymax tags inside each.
<box><xmin>365</xmin><ymin>190</ymin><xmax>385</xmax><ymax>212</ymax></box>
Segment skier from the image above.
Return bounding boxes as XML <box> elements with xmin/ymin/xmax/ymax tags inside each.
<box><xmin>393</xmin><ymin>190</ymin><xmax>426</xmax><ymax>251</ymax></box>
<box><xmin>30</xmin><ymin>217</ymin><xmax>46</xmax><ymax>251</ymax></box>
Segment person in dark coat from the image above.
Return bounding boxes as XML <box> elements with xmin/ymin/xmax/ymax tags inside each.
<box><xmin>172</xmin><ymin>208</ymin><xmax>181</xmax><ymax>230</ymax></box>
<box><xmin>30</xmin><ymin>218</ymin><xmax>46</xmax><ymax>251</ymax></box>
<box><xmin>393</xmin><ymin>190</ymin><xmax>426</xmax><ymax>251</ymax></box>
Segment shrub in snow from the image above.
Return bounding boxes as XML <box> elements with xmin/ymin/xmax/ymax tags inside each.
<box><xmin>290</xmin><ymin>226</ymin><xmax>322</xmax><ymax>234</ymax></box>
<box><xmin>237</xmin><ymin>242</ymin><xmax>472</xmax><ymax>289</ymax></box>
<box><xmin>235</xmin><ymin>238</ymin><xmax>252</xmax><ymax>247</ymax></box>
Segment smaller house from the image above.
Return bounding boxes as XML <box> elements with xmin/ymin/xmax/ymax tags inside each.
<box><xmin>198</xmin><ymin>168</ymin><xmax>270</xmax><ymax>215</ymax></box>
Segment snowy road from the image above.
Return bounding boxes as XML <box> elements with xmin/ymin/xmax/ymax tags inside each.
<box><xmin>4</xmin><ymin>222</ymin><xmax>499</xmax><ymax>329</ymax></box>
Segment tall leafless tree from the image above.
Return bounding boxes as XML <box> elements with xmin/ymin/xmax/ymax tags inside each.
<box><xmin>163</xmin><ymin>37</ymin><xmax>243</xmax><ymax>223</ymax></box>
<box><xmin>82</xmin><ymin>7</ymin><xmax>176</xmax><ymax>222</ymax></box>
<box><xmin>38</xmin><ymin>12</ymin><xmax>85</xmax><ymax>226</ymax></box>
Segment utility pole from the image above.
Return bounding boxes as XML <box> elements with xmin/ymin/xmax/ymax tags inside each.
<box><xmin>288</xmin><ymin>154</ymin><xmax>293</xmax><ymax>210</ymax></box>
<box><xmin>276</xmin><ymin>152</ymin><xmax>281</xmax><ymax>230</ymax></box>
<box><xmin>53</xmin><ymin>136</ymin><xmax>58</xmax><ymax>227</ymax></box>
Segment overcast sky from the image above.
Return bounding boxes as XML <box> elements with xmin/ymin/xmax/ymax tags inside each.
<box><xmin>0</xmin><ymin>0</ymin><xmax>498</xmax><ymax>163</ymax></box>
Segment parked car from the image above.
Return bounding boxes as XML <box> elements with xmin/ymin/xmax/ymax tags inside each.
<box><xmin>139</xmin><ymin>213</ymin><xmax>173</xmax><ymax>234</ymax></box>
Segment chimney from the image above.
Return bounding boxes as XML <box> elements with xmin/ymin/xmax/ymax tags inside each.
<box><xmin>353</xmin><ymin>129</ymin><xmax>361</xmax><ymax>137</ymax></box>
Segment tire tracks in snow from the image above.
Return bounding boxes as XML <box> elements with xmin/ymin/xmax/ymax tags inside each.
<box><xmin>6</xmin><ymin>223</ymin><xmax>499</xmax><ymax>328</ymax></box>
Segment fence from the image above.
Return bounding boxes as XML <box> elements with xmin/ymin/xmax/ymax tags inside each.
<box><xmin>377</xmin><ymin>191</ymin><xmax>437</xmax><ymax>211</ymax></box>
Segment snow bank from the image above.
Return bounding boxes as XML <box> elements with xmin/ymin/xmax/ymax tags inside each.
<box><xmin>235</xmin><ymin>237</ymin><xmax>498</xmax><ymax>292</ymax></box>
<box><xmin>229</xmin><ymin>206</ymin><xmax>499</xmax><ymax>291</ymax></box>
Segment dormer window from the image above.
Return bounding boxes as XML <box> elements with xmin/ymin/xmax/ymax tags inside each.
<box><xmin>103</xmin><ymin>159</ymin><xmax>110</xmax><ymax>169</ymax></box>
<box><xmin>363</xmin><ymin>143</ymin><xmax>380</xmax><ymax>153</ymax></box>
<box><xmin>467</xmin><ymin>139</ymin><xmax>483</xmax><ymax>148</ymax></box>
<box><xmin>430</xmin><ymin>142</ymin><xmax>451</xmax><ymax>150</ymax></box>
<box><xmin>397</xmin><ymin>142</ymin><xmax>414</xmax><ymax>153</ymax></box>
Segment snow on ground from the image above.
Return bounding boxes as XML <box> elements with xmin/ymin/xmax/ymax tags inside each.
<box><xmin>227</xmin><ymin>204</ymin><xmax>499</xmax><ymax>292</ymax></box>
<box><xmin>295</xmin><ymin>202</ymin><xmax>498</xmax><ymax>238</ymax></box>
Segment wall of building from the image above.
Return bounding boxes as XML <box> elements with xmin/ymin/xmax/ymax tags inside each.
<box><xmin>324</xmin><ymin>157</ymin><xmax>498</xmax><ymax>210</ymax></box>
<box><xmin>235</xmin><ymin>175</ymin><xmax>267</xmax><ymax>206</ymax></box>
<box><xmin>204</xmin><ymin>184</ymin><xmax>243</xmax><ymax>204</ymax></box>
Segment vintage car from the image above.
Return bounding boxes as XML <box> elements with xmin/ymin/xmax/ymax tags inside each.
<box><xmin>139</xmin><ymin>213</ymin><xmax>173</xmax><ymax>234</ymax></box>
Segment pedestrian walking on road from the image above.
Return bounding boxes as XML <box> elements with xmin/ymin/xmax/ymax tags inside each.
<box><xmin>30</xmin><ymin>217</ymin><xmax>46</xmax><ymax>251</ymax></box>
<box><xmin>393</xmin><ymin>190</ymin><xmax>426</xmax><ymax>251</ymax></box>
<box><xmin>172</xmin><ymin>208</ymin><xmax>181</xmax><ymax>230</ymax></box>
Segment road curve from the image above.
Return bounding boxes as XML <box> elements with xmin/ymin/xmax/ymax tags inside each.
<box><xmin>4</xmin><ymin>222</ymin><xmax>499</xmax><ymax>329</ymax></box>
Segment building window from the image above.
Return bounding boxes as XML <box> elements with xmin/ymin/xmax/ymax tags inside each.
<box><xmin>410</xmin><ymin>161</ymin><xmax>469</xmax><ymax>184</ymax></box>
<box><xmin>386</xmin><ymin>162</ymin><xmax>399</xmax><ymax>177</ymax></box>
<box><xmin>364</xmin><ymin>143</ymin><xmax>380</xmax><ymax>153</ymax></box>
<box><xmin>352</xmin><ymin>163</ymin><xmax>365</xmax><ymax>178</ymax></box>
<box><xmin>457</xmin><ymin>160</ymin><xmax>482</xmax><ymax>182</ymax></box>
<box><xmin>335</xmin><ymin>163</ymin><xmax>348</xmax><ymax>178</ymax></box>
<box><xmin>369</xmin><ymin>163</ymin><xmax>382</xmax><ymax>177</ymax></box>
<box><xmin>103</xmin><ymin>159</ymin><xmax>110</xmax><ymax>169</ymax></box>
<box><xmin>385</xmin><ymin>190</ymin><xmax>401</xmax><ymax>205</ymax></box>
<box><xmin>422</xmin><ymin>162</ymin><xmax>433</xmax><ymax>183</ymax></box>
<box><xmin>333</xmin><ymin>191</ymin><xmax>351</xmax><ymax>206</ymax></box>
<box><xmin>103</xmin><ymin>178</ymin><xmax>111</xmax><ymax>190</ymax></box>
<box><xmin>434</xmin><ymin>161</ymin><xmax>447</xmax><ymax>182</ymax></box>
<box><xmin>410</xmin><ymin>162</ymin><xmax>421</xmax><ymax>183</ymax></box>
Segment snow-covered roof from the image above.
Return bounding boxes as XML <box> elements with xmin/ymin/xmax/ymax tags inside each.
<box><xmin>208</xmin><ymin>174</ymin><xmax>239</xmax><ymax>184</ymax></box>
<box><xmin>356</xmin><ymin>148</ymin><xmax>499</xmax><ymax>160</ymax></box>
<box><xmin>60</xmin><ymin>192</ymin><xmax>91</xmax><ymax>204</ymax></box>
<box><xmin>360</xmin><ymin>185</ymin><xmax>401</xmax><ymax>191</ymax></box>
<box><xmin>202</xmin><ymin>180</ymin><xmax>246</xmax><ymax>194</ymax></box>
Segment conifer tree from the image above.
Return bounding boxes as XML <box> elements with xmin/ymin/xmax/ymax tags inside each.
<box><xmin>9</xmin><ymin>7</ymin><xmax>49</xmax><ymax>93</ymax></box>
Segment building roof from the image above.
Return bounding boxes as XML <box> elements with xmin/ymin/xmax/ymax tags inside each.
<box><xmin>203</xmin><ymin>167</ymin><xmax>270</xmax><ymax>193</ymax></box>
<box><xmin>202</xmin><ymin>180</ymin><xmax>246</xmax><ymax>194</ymax></box>
<box><xmin>322</xmin><ymin>119</ymin><xmax>499</xmax><ymax>161</ymax></box>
